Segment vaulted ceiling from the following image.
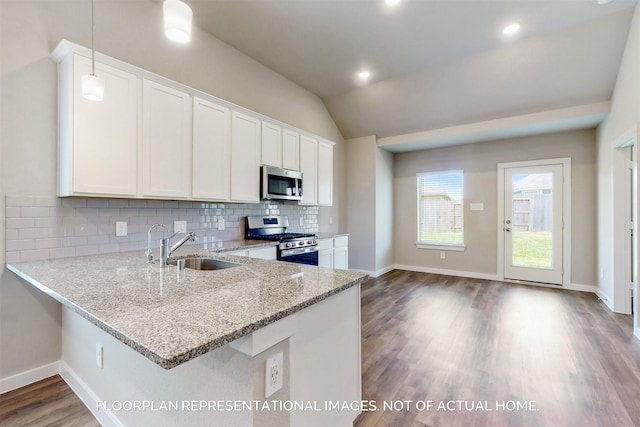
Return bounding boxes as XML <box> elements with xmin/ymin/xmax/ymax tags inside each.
<box><xmin>191</xmin><ymin>0</ymin><xmax>638</xmax><ymax>147</ymax></box>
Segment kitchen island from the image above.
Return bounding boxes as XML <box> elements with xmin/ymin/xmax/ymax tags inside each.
<box><xmin>7</xmin><ymin>247</ymin><xmax>368</xmax><ymax>426</ymax></box>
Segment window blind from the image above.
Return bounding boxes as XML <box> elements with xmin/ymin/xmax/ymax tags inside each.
<box><xmin>417</xmin><ymin>170</ymin><xmax>464</xmax><ymax>246</ymax></box>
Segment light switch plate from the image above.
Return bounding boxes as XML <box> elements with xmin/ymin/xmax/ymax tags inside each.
<box><xmin>115</xmin><ymin>221</ymin><xmax>127</xmax><ymax>237</ymax></box>
<box><xmin>218</xmin><ymin>218</ymin><xmax>225</xmax><ymax>230</ymax></box>
<box><xmin>174</xmin><ymin>221</ymin><xmax>187</xmax><ymax>233</ymax></box>
<box><xmin>470</xmin><ymin>203</ymin><xmax>484</xmax><ymax>211</ymax></box>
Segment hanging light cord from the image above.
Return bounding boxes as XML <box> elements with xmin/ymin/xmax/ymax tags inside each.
<box><xmin>91</xmin><ymin>0</ymin><xmax>96</xmax><ymax>76</ymax></box>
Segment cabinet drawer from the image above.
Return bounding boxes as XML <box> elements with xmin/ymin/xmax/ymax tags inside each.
<box><xmin>317</xmin><ymin>238</ymin><xmax>333</xmax><ymax>251</ymax></box>
<box><xmin>334</xmin><ymin>236</ymin><xmax>348</xmax><ymax>248</ymax></box>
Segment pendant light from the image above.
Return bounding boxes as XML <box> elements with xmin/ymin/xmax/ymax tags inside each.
<box><xmin>163</xmin><ymin>0</ymin><xmax>193</xmax><ymax>44</ymax></box>
<box><xmin>82</xmin><ymin>0</ymin><xmax>104</xmax><ymax>101</ymax></box>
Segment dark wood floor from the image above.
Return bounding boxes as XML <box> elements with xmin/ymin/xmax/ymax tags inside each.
<box><xmin>2</xmin><ymin>270</ymin><xmax>639</xmax><ymax>427</ymax></box>
<box><xmin>0</xmin><ymin>375</ymin><xmax>99</xmax><ymax>427</ymax></box>
<box><xmin>355</xmin><ymin>270</ymin><xmax>640</xmax><ymax>427</ymax></box>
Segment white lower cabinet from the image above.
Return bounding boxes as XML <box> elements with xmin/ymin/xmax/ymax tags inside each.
<box><xmin>317</xmin><ymin>236</ymin><xmax>348</xmax><ymax>269</ymax></box>
<box><xmin>318</xmin><ymin>238</ymin><xmax>333</xmax><ymax>268</ymax></box>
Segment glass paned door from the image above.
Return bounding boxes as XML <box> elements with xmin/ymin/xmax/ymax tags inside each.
<box><xmin>504</xmin><ymin>164</ymin><xmax>563</xmax><ymax>285</ymax></box>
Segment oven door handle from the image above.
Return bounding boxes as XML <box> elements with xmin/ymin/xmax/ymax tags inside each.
<box><xmin>280</xmin><ymin>246</ymin><xmax>318</xmax><ymax>257</ymax></box>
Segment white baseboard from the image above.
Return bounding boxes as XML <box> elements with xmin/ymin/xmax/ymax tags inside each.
<box><xmin>0</xmin><ymin>361</ymin><xmax>60</xmax><ymax>394</ymax></box>
<box><xmin>59</xmin><ymin>361</ymin><xmax>123</xmax><ymax>427</ymax></box>
<box><xmin>348</xmin><ymin>264</ymin><xmax>395</xmax><ymax>278</ymax></box>
<box><xmin>393</xmin><ymin>264</ymin><xmax>500</xmax><ymax>281</ymax></box>
<box><xmin>596</xmin><ymin>288</ymin><xmax>615</xmax><ymax>311</ymax></box>
<box><xmin>393</xmin><ymin>264</ymin><xmax>597</xmax><ymax>294</ymax></box>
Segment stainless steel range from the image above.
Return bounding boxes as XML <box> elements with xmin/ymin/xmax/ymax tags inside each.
<box><xmin>245</xmin><ymin>216</ymin><xmax>318</xmax><ymax>265</ymax></box>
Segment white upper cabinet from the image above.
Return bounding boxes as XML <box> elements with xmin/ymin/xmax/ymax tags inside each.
<box><xmin>261</xmin><ymin>121</ymin><xmax>282</xmax><ymax>168</ymax></box>
<box><xmin>231</xmin><ymin>111</ymin><xmax>261</xmax><ymax>203</ymax></box>
<box><xmin>299</xmin><ymin>135</ymin><xmax>318</xmax><ymax>205</ymax></box>
<box><xmin>282</xmin><ymin>128</ymin><xmax>300</xmax><ymax>171</ymax></box>
<box><xmin>142</xmin><ymin>79</ymin><xmax>192</xmax><ymax>198</ymax></box>
<box><xmin>53</xmin><ymin>40</ymin><xmax>334</xmax><ymax>204</ymax></box>
<box><xmin>58</xmin><ymin>54</ymin><xmax>138</xmax><ymax>197</ymax></box>
<box><xmin>192</xmin><ymin>97</ymin><xmax>231</xmax><ymax>201</ymax></box>
<box><xmin>318</xmin><ymin>141</ymin><xmax>333</xmax><ymax>206</ymax></box>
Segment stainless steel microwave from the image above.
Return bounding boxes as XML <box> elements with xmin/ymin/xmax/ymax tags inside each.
<box><xmin>261</xmin><ymin>166</ymin><xmax>303</xmax><ymax>201</ymax></box>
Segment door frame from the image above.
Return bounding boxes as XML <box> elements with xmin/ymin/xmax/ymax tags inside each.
<box><xmin>611</xmin><ymin>125</ymin><xmax>639</xmax><ymax>339</ymax></box>
<box><xmin>497</xmin><ymin>158</ymin><xmax>572</xmax><ymax>286</ymax></box>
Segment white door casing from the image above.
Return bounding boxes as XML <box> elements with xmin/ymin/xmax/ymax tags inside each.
<box><xmin>497</xmin><ymin>158</ymin><xmax>571</xmax><ymax>286</ymax></box>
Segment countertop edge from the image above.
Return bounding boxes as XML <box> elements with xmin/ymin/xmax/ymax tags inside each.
<box><xmin>7</xmin><ymin>262</ymin><xmax>369</xmax><ymax>370</ymax></box>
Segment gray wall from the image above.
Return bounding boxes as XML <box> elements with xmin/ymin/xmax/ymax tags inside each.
<box><xmin>345</xmin><ymin>136</ymin><xmax>377</xmax><ymax>272</ymax></box>
<box><xmin>344</xmin><ymin>136</ymin><xmax>394</xmax><ymax>274</ymax></box>
<box><xmin>0</xmin><ymin>0</ymin><xmax>343</xmax><ymax>380</ymax></box>
<box><xmin>394</xmin><ymin>129</ymin><xmax>597</xmax><ymax>286</ymax></box>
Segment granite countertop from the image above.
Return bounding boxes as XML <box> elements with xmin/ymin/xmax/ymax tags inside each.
<box><xmin>7</xmin><ymin>247</ymin><xmax>368</xmax><ymax>369</ymax></box>
<box><xmin>199</xmin><ymin>239</ymin><xmax>277</xmax><ymax>252</ymax></box>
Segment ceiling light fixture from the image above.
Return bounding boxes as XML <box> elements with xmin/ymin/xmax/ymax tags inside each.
<box><xmin>597</xmin><ymin>0</ymin><xmax>613</xmax><ymax>4</ymax></box>
<box><xmin>82</xmin><ymin>0</ymin><xmax>104</xmax><ymax>102</ymax></box>
<box><xmin>358</xmin><ymin>71</ymin><xmax>371</xmax><ymax>80</ymax></box>
<box><xmin>385</xmin><ymin>0</ymin><xmax>401</xmax><ymax>6</ymax></box>
<box><xmin>163</xmin><ymin>0</ymin><xmax>193</xmax><ymax>44</ymax></box>
<box><xmin>503</xmin><ymin>23</ymin><xmax>521</xmax><ymax>36</ymax></box>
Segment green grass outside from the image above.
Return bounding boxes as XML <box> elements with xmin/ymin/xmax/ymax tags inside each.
<box><xmin>420</xmin><ymin>230</ymin><xmax>552</xmax><ymax>269</ymax></box>
<box><xmin>512</xmin><ymin>231</ymin><xmax>552</xmax><ymax>268</ymax></box>
<box><xmin>420</xmin><ymin>231</ymin><xmax>463</xmax><ymax>246</ymax></box>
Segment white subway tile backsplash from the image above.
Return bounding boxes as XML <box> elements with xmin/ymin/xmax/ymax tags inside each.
<box><xmin>6</xmin><ymin>196</ymin><xmax>319</xmax><ymax>262</ymax></box>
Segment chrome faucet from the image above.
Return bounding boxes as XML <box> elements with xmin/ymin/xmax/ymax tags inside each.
<box><xmin>146</xmin><ymin>224</ymin><xmax>167</xmax><ymax>264</ymax></box>
<box><xmin>159</xmin><ymin>231</ymin><xmax>197</xmax><ymax>268</ymax></box>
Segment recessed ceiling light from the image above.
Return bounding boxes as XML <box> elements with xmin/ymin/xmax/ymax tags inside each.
<box><xmin>385</xmin><ymin>0</ymin><xmax>401</xmax><ymax>6</ymax></box>
<box><xmin>503</xmin><ymin>23</ymin><xmax>521</xmax><ymax>36</ymax></box>
<box><xmin>597</xmin><ymin>0</ymin><xmax>613</xmax><ymax>4</ymax></box>
<box><xmin>358</xmin><ymin>71</ymin><xmax>371</xmax><ymax>80</ymax></box>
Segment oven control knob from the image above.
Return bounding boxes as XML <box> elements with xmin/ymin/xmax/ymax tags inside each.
<box><xmin>307</xmin><ymin>240</ymin><xmax>312</xmax><ymax>245</ymax></box>
<box><xmin>286</xmin><ymin>243</ymin><xmax>292</xmax><ymax>248</ymax></box>
<box><xmin>298</xmin><ymin>241</ymin><xmax>305</xmax><ymax>246</ymax></box>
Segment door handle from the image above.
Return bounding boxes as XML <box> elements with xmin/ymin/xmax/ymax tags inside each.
<box><xmin>505</xmin><ymin>228</ymin><xmax>511</xmax><ymax>232</ymax></box>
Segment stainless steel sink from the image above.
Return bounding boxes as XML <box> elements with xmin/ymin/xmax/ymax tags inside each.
<box><xmin>170</xmin><ymin>257</ymin><xmax>242</xmax><ymax>271</ymax></box>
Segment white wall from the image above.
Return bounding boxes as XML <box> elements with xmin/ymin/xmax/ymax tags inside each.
<box><xmin>0</xmin><ymin>0</ymin><xmax>343</xmax><ymax>381</ymax></box>
<box><xmin>596</xmin><ymin>4</ymin><xmax>640</xmax><ymax>329</ymax></box>
<box><xmin>394</xmin><ymin>129</ymin><xmax>597</xmax><ymax>286</ymax></box>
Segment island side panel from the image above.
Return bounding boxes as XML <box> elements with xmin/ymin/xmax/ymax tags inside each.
<box><xmin>60</xmin><ymin>306</ymin><xmax>254</xmax><ymax>427</ymax></box>
<box><xmin>290</xmin><ymin>284</ymin><xmax>362</xmax><ymax>427</ymax></box>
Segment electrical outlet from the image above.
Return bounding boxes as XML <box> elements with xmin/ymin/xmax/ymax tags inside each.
<box><xmin>299</xmin><ymin>217</ymin><xmax>304</xmax><ymax>227</ymax></box>
<box><xmin>329</xmin><ymin>216</ymin><xmax>333</xmax><ymax>225</ymax></box>
<box><xmin>265</xmin><ymin>352</ymin><xmax>283</xmax><ymax>398</ymax></box>
<box><xmin>174</xmin><ymin>221</ymin><xmax>187</xmax><ymax>234</ymax></box>
<box><xmin>218</xmin><ymin>218</ymin><xmax>225</xmax><ymax>230</ymax></box>
<box><xmin>440</xmin><ymin>251</ymin><xmax>446</xmax><ymax>260</ymax></box>
<box><xmin>96</xmin><ymin>344</ymin><xmax>103</xmax><ymax>369</ymax></box>
<box><xmin>115</xmin><ymin>221</ymin><xmax>127</xmax><ymax>237</ymax></box>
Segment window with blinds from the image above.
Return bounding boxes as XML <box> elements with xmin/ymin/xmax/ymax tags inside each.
<box><xmin>417</xmin><ymin>170</ymin><xmax>464</xmax><ymax>247</ymax></box>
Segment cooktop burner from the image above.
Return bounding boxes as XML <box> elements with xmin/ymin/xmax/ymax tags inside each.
<box><xmin>253</xmin><ymin>233</ymin><xmax>316</xmax><ymax>242</ymax></box>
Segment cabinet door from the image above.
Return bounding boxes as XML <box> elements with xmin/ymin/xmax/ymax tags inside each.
<box><xmin>334</xmin><ymin>247</ymin><xmax>348</xmax><ymax>270</ymax></box>
<box><xmin>142</xmin><ymin>80</ymin><xmax>191</xmax><ymax>198</ymax></box>
<box><xmin>282</xmin><ymin>128</ymin><xmax>300</xmax><ymax>171</ymax></box>
<box><xmin>318</xmin><ymin>141</ymin><xmax>333</xmax><ymax>206</ymax></box>
<box><xmin>231</xmin><ymin>111</ymin><xmax>261</xmax><ymax>202</ymax></box>
<box><xmin>66</xmin><ymin>54</ymin><xmax>138</xmax><ymax>196</ymax></box>
<box><xmin>261</xmin><ymin>121</ymin><xmax>282</xmax><ymax>168</ymax></box>
<box><xmin>192</xmin><ymin>97</ymin><xmax>230</xmax><ymax>201</ymax></box>
<box><xmin>318</xmin><ymin>249</ymin><xmax>333</xmax><ymax>268</ymax></box>
<box><xmin>299</xmin><ymin>135</ymin><xmax>318</xmax><ymax>205</ymax></box>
